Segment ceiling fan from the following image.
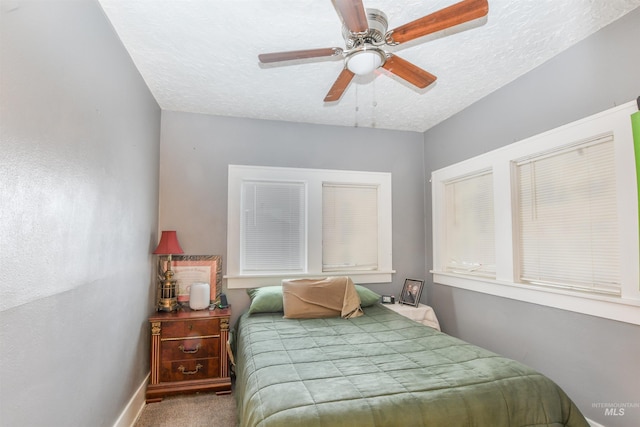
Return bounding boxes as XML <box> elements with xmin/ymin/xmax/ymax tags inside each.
<box><xmin>258</xmin><ymin>0</ymin><xmax>489</xmax><ymax>102</ymax></box>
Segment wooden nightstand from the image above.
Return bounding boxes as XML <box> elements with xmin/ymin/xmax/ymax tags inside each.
<box><xmin>385</xmin><ymin>303</ymin><xmax>441</xmax><ymax>331</ymax></box>
<box><xmin>145</xmin><ymin>306</ymin><xmax>232</xmax><ymax>403</ymax></box>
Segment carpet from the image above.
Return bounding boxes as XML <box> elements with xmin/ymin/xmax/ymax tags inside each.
<box><xmin>135</xmin><ymin>392</ymin><xmax>237</xmax><ymax>427</ymax></box>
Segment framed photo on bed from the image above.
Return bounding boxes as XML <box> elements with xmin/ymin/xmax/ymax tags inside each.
<box><xmin>399</xmin><ymin>278</ymin><xmax>424</xmax><ymax>307</ymax></box>
<box><xmin>163</xmin><ymin>255</ymin><xmax>222</xmax><ymax>304</ymax></box>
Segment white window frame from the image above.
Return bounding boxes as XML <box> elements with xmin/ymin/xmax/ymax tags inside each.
<box><xmin>226</xmin><ymin>165</ymin><xmax>394</xmax><ymax>288</ymax></box>
<box><xmin>431</xmin><ymin>101</ymin><xmax>640</xmax><ymax>325</ymax></box>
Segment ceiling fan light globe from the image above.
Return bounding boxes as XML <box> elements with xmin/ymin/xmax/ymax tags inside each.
<box><xmin>346</xmin><ymin>51</ymin><xmax>383</xmax><ymax>75</ymax></box>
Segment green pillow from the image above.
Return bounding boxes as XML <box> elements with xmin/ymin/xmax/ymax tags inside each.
<box><xmin>247</xmin><ymin>286</ymin><xmax>284</xmax><ymax>314</ymax></box>
<box><xmin>247</xmin><ymin>283</ymin><xmax>381</xmax><ymax>314</ymax></box>
<box><xmin>355</xmin><ymin>285</ymin><xmax>381</xmax><ymax>307</ymax></box>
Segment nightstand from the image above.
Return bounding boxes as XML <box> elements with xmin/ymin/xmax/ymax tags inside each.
<box><xmin>145</xmin><ymin>306</ymin><xmax>232</xmax><ymax>403</ymax></box>
<box><xmin>385</xmin><ymin>302</ymin><xmax>441</xmax><ymax>331</ymax></box>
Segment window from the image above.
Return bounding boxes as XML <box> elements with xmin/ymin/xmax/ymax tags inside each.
<box><xmin>515</xmin><ymin>134</ymin><xmax>620</xmax><ymax>295</ymax></box>
<box><xmin>443</xmin><ymin>170</ymin><xmax>495</xmax><ymax>277</ymax></box>
<box><xmin>227</xmin><ymin>165</ymin><xmax>394</xmax><ymax>288</ymax></box>
<box><xmin>431</xmin><ymin>101</ymin><xmax>640</xmax><ymax>325</ymax></box>
<box><xmin>241</xmin><ymin>180</ymin><xmax>305</xmax><ymax>273</ymax></box>
<box><xmin>323</xmin><ymin>183</ymin><xmax>378</xmax><ymax>272</ymax></box>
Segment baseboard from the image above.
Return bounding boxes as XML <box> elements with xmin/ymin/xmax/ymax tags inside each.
<box><xmin>113</xmin><ymin>373</ymin><xmax>149</xmax><ymax>427</ymax></box>
<box><xmin>586</xmin><ymin>417</ymin><xmax>606</xmax><ymax>427</ymax></box>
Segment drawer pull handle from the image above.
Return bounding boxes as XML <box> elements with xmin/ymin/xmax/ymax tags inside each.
<box><xmin>178</xmin><ymin>344</ymin><xmax>201</xmax><ymax>354</ymax></box>
<box><xmin>178</xmin><ymin>364</ymin><xmax>203</xmax><ymax>375</ymax></box>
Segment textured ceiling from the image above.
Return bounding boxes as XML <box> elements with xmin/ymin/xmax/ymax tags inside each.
<box><xmin>98</xmin><ymin>0</ymin><xmax>640</xmax><ymax>132</ymax></box>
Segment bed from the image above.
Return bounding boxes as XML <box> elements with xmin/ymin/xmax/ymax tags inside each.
<box><xmin>233</xmin><ymin>283</ymin><xmax>588</xmax><ymax>427</ymax></box>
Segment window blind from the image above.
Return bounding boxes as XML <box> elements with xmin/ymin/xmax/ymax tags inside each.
<box><xmin>444</xmin><ymin>171</ymin><xmax>496</xmax><ymax>277</ymax></box>
<box><xmin>516</xmin><ymin>134</ymin><xmax>621</xmax><ymax>295</ymax></box>
<box><xmin>241</xmin><ymin>180</ymin><xmax>305</xmax><ymax>273</ymax></box>
<box><xmin>322</xmin><ymin>183</ymin><xmax>378</xmax><ymax>271</ymax></box>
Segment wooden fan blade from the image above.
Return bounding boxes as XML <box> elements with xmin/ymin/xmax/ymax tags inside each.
<box><xmin>324</xmin><ymin>68</ymin><xmax>355</xmax><ymax>102</ymax></box>
<box><xmin>387</xmin><ymin>0</ymin><xmax>488</xmax><ymax>45</ymax></box>
<box><xmin>259</xmin><ymin>47</ymin><xmax>343</xmax><ymax>63</ymax></box>
<box><xmin>332</xmin><ymin>0</ymin><xmax>369</xmax><ymax>33</ymax></box>
<box><xmin>382</xmin><ymin>55</ymin><xmax>437</xmax><ymax>89</ymax></box>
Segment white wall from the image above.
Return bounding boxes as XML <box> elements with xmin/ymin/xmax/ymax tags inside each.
<box><xmin>159</xmin><ymin>111</ymin><xmax>426</xmax><ymax>326</ymax></box>
<box><xmin>423</xmin><ymin>8</ymin><xmax>640</xmax><ymax>426</ymax></box>
<box><xmin>0</xmin><ymin>0</ymin><xmax>161</xmax><ymax>425</ymax></box>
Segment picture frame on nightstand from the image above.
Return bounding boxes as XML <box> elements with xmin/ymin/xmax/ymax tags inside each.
<box><xmin>166</xmin><ymin>255</ymin><xmax>222</xmax><ymax>305</ymax></box>
<box><xmin>399</xmin><ymin>278</ymin><xmax>424</xmax><ymax>307</ymax></box>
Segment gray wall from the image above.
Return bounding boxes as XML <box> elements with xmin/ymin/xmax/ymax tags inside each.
<box><xmin>423</xmin><ymin>8</ymin><xmax>640</xmax><ymax>426</ymax></box>
<box><xmin>0</xmin><ymin>0</ymin><xmax>161</xmax><ymax>425</ymax></box>
<box><xmin>159</xmin><ymin>111</ymin><xmax>426</xmax><ymax>326</ymax></box>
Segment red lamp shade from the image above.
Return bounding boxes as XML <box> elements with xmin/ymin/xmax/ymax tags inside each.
<box><xmin>153</xmin><ymin>231</ymin><xmax>184</xmax><ymax>255</ymax></box>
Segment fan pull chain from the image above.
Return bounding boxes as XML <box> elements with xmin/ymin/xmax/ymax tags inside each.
<box><xmin>354</xmin><ymin>84</ymin><xmax>359</xmax><ymax>128</ymax></box>
<box><xmin>371</xmin><ymin>79</ymin><xmax>377</xmax><ymax>128</ymax></box>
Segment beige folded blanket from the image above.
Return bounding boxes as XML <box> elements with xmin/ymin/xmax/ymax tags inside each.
<box><xmin>282</xmin><ymin>276</ymin><xmax>363</xmax><ymax>319</ymax></box>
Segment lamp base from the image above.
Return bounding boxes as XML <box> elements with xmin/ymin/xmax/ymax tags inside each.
<box><xmin>158</xmin><ymin>296</ymin><xmax>178</xmax><ymax>312</ymax></box>
<box><xmin>157</xmin><ymin>277</ymin><xmax>179</xmax><ymax>312</ymax></box>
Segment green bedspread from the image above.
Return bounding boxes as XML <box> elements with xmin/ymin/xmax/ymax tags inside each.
<box><xmin>234</xmin><ymin>304</ymin><xmax>588</xmax><ymax>427</ymax></box>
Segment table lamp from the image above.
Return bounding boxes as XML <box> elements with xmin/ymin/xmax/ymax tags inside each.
<box><xmin>153</xmin><ymin>230</ymin><xmax>184</xmax><ymax>312</ymax></box>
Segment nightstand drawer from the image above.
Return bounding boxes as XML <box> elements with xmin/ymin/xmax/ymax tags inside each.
<box><xmin>160</xmin><ymin>337</ymin><xmax>219</xmax><ymax>361</ymax></box>
<box><xmin>161</xmin><ymin>318</ymin><xmax>219</xmax><ymax>338</ymax></box>
<box><xmin>160</xmin><ymin>357</ymin><xmax>220</xmax><ymax>382</ymax></box>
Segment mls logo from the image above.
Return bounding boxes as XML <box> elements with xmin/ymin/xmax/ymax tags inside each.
<box><xmin>604</xmin><ymin>407</ymin><xmax>625</xmax><ymax>416</ymax></box>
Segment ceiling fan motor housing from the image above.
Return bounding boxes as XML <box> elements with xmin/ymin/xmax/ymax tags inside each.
<box><xmin>342</xmin><ymin>9</ymin><xmax>388</xmax><ymax>48</ymax></box>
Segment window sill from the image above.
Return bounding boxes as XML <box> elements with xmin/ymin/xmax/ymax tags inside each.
<box><xmin>432</xmin><ymin>271</ymin><xmax>640</xmax><ymax>326</ymax></box>
<box><xmin>226</xmin><ymin>270</ymin><xmax>395</xmax><ymax>289</ymax></box>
